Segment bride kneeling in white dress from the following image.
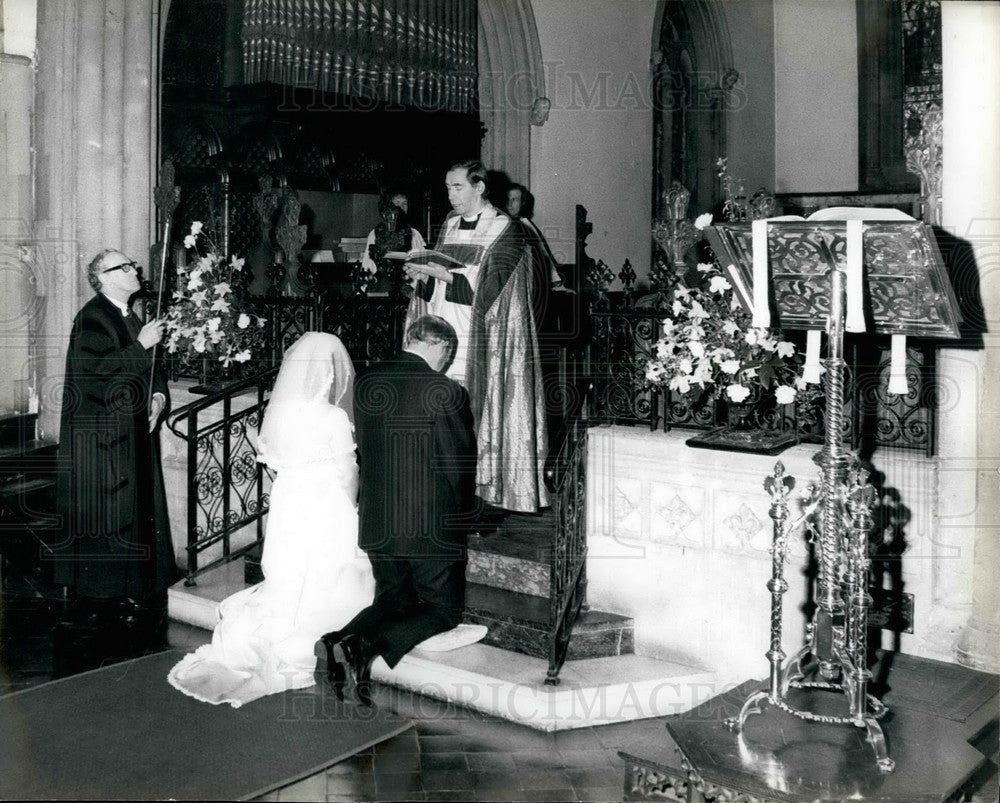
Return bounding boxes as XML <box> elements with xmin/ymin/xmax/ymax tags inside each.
<box><xmin>168</xmin><ymin>332</ymin><xmax>375</xmax><ymax>708</ymax></box>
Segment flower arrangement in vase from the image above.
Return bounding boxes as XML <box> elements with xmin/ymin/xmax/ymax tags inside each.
<box><xmin>644</xmin><ymin>210</ymin><xmax>818</xmax><ymax>452</ymax></box>
<box><xmin>163</xmin><ymin>222</ymin><xmax>266</xmax><ymax>381</ymax></box>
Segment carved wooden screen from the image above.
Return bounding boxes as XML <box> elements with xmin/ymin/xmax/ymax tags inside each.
<box><xmin>241</xmin><ymin>0</ymin><xmax>478</xmax><ymax>113</ymax></box>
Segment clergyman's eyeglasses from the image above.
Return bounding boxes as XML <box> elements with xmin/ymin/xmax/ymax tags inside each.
<box><xmin>102</xmin><ymin>260</ymin><xmax>139</xmax><ymax>274</ymax></box>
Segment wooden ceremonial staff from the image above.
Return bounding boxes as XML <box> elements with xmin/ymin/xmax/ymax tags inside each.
<box><xmin>148</xmin><ymin>164</ymin><xmax>181</xmax><ymax>411</ymax></box>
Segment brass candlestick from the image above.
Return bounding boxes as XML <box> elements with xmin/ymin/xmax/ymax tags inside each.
<box><xmin>724</xmin><ymin>256</ymin><xmax>895</xmax><ymax>774</ymax></box>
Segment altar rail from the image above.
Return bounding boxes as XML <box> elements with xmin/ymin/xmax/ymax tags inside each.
<box><xmin>581</xmin><ymin>293</ymin><xmax>938</xmax><ymax>456</ymax></box>
<box><xmin>543</xmin><ymin>378</ymin><xmax>592</xmax><ymax>684</ymax></box>
<box><xmin>166</xmin><ymin>369</ymin><xmax>278</xmax><ymax>584</ymax></box>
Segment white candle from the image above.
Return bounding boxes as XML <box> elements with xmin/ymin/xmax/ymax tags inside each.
<box><xmin>888</xmin><ymin>334</ymin><xmax>909</xmax><ymax>395</ymax></box>
<box><xmin>803</xmin><ymin>329</ymin><xmax>822</xmax><ymax>384</ymax></box>
<box><xmin>845</xmin><ymin>219</ymin><xmax>866</xmax><ymax>332</ymax></box>
<box><xmin>751</xmin><ymin>219</ymin><xmax>770</xmax><ymax>328</ymax></box>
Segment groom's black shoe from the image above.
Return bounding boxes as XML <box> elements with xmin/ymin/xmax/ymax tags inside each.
<box><xmin>316</xmin><ymin>632</ymin><xmax>347</xmax><ymax>701</ymax></box>
<box><xmin>340</xmin><ymin>633</ymin><xmax>378</xmax><ymax>707</ymax></box>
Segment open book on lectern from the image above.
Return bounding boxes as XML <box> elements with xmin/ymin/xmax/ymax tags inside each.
<box><xmin>702</xmin><ymin>208</ymin><xmax>962</xmax><ymax>339</ymax></box>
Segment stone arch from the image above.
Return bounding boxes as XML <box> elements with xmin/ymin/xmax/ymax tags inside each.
<box><xmin>478</xmin><ymin>0</ymin><xmax>546</xmax><ymax>188</ymax></box>
<box><xmin>651</xmin><ymin>0</ymin><xmax>735</xmax><ymax>218</ymax></box>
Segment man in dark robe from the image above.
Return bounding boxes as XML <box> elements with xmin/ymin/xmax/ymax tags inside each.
<box><xmin>318</xmin><ymin>315</ymin><xmax>477</xmax><ymax>705</ymax></box>
<box><xmin>52</xmin><ymin>249</ymin><xmax>175</xmax><ymax>632</ymax></box>
<box><xmin>404</xmin><ymin>160</ymin><xmax>549</xmax><ymax>513</ymax></box>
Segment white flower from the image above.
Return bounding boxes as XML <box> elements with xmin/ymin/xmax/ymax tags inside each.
<box><xmin>774</xmin><ymin>385</ymin><xmax>797</xmax><ymax>405</ymax></box>
<box><xmin>661</xmin><ymin>318</ymin><xmax>676</xmax><ymax>337</ymax></box>
<box><xmin>726</xmin><ymin>384</ymin><xmax>751</xmax><ymax>403</ymax></box>
<box><xmin>689</xmin><ymin>341</ymin><xmax>706</xmax><ymax>359</ymax></box>
<box><xmin>720</xmin><ymin>359</ymin><xmax>741</xmax><ymax>375</ymax></box>
<box><xmin>708</xmin><ymin>275</ymin><xmax>731</xmax><ymax>294</ymax></box>
<box><xmin>776</xmin><ymin>341</ymin><xmax>796</xmax><ymax>359</ymax></box>
<box><xmin>744</xmin><ymin>329</ymin><xmax>759</xmax><ymax>346</ymax></box>
<box><xmin>674</xmin><ymin>286</ymin><xmax>691</xmax><ymax>300</ymax></box>
<box><xmin>183</xmin><ymin>234</ymin><xmax>197</xmax><ymax>249</ymax></box>
<box><xmin>238</xmin><ymin>313</ymin><xmax>251</xmax><ymax>329</ymax></box>
<box><xmin>679</xmin><ymin>358</ymin><xmax>693</xmax><ymax>375</ymax></box>
<box><xmin>672</xmin><ymin>299</ymin><xmax>683</xmax><ymax>316</ymax></box>
<box><xmin>206</xmin><ymin>316</ymin><xmax>221</xmax><ymax>333</ymax></box>
<box><xmin>669</xmin><ymin>374</ymin><xmax>692</xmax><ymax>394</ymax></box>
<box><xmin>190</xmin><ymin>221</ymin><xmax>204</xmax><ymax>235</ymax></box>
<box><xmin>190</xmin><ymin>289</ymin><xmax>208</xmax><ymax>306</ymax></box>
<box><xmin>694</xmin><ymin>212</ymin><xmax>714</xmax><ymax>230</ymax></box>
<box><xmin>187</xmin><ymin>271</ymin><xmax>203</xmax><ymax>291</ymax></box>
<box><xmin>192</xmin><ymin>334</ymin><xmax>207</xmax><ymax>353</ymax></box>
<box><xmin>688</xmin><ymin>300</ymin><xmax>708</xmax><ymax>320</ymax></box>
<box><xmin>229</xmin><ymin>256</ymin><xmax>245</xmax><ymax>271</ymax></box>
<box><xmin>722</xmin><ymin>320</ymin><xmax>741</xmax><ymax>337</ymax></box>
<box><xmin>696</xmin><ymin>262</ymin><xmax>717</xmax><ymax>273</ymax></box>
<box><xmin>234</xmin><ymin>350</ymin><xmax>251</xmax><ymax>363</ymax></box>
<box><xmin>645</xmin><ymin>364</ymin><xmax>665</xmax><ymax>383</ymax></box>
<box><xmin>213</xmin><ymin>282</ymin><xmax>231</xmax><ymax>297</ymax></box>
<box><xmin>210</xmin><ymin>297</ymin><xmax>231</xmax><ymax>313</ymax></box>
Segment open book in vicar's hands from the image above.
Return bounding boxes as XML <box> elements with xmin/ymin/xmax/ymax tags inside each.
<box><xmin>384</xmin><ymin>249</ymin><xmax>466</xmax><ymax>270</ymax></box>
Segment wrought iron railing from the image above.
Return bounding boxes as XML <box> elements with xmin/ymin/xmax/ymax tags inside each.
<box><xmin>580</xmin><ymin>291</ymin><xmax>938</xmax><ymax>456</ymax></box>
<box><xmin>166</xmin><ymin>368</ymin><xmax>278</xmax><ymax>584</ymax></box>
<box><xmin>161</xmin><ymin>287</ymin><xmax>410</xmax><ymax>582</ymax></box>
<box><xmin>543</xmin><ymin>378</ymin><xmax>593</xmax><ymax>685</ymax></box>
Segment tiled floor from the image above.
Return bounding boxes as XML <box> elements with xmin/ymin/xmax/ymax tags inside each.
<box><xmin>3</xmin><ymin>587</ymin><xmax>997</xmax><ymax>803</ymax></box>
<box><xmin>0</xmin><ymin>588</ymin><xmax>652</xmax><ymax>802</ymax></box>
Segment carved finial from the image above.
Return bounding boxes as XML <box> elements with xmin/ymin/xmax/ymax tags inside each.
<box><xmin>763</xmin><ymin>461</ymin><xmax>795</xmax><ymax>500</ymax></box>
<box><xmin>153</xmin><ymin>160</ymin><xmax>180</xmax><ymax>219</ymax></box>
<box><xmin>662</xmin><ymin>181</ymin><xmax>691</xmax><ymax>221</ymax></box>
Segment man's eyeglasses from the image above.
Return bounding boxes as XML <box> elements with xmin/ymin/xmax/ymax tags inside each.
<box><xmin>102</xmin><ymin>260</ymin><xmax>138</xmax><ymax>274</ymax></box>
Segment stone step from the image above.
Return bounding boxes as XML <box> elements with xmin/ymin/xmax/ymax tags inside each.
<box><xmin>167</xmin><ymin>560</ymin><xmax>707</xmax><ymax>732</ymax></box>
<box><xmin>467</xmin><ymin>508</ymin><xmax>556</xmax><ymax>596</ymax></box>
<box><xmin>463</xmin><ymin>582</ymin><xmax>634</xmax><ymax>661</ymax></box>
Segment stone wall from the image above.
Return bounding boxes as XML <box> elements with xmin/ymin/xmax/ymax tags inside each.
<box><xmin>585</xmin><ymin>426</ymin><xmax>943</xmax><ymax>687</ymax></box>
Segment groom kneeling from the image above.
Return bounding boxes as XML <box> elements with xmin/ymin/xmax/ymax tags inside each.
<box><xmin>318</xmin><ymin>315</ymin><xmax>477</xmax><ymax>705</ymax></box>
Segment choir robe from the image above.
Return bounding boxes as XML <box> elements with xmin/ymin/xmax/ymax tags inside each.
<box><xmin>52</xmin><ymin>293</ymin><xmax>176</xmax><ymax>599</ymax></box>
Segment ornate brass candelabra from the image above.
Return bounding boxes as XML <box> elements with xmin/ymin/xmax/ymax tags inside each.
<box><xmin>724</xmin><ymin>262</ymin><xmax>895</xmax><ymax>774</ymax></box>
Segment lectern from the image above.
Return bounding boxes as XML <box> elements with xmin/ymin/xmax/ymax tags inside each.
<box><xmin>703</xmin><ymin>217</ymin><xmax>962</xmax><ymax>773</ymax></box>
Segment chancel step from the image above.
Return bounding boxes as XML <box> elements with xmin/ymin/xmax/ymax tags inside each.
<box><xmin>463</xmin><ymin>582</ymin><xmax>634</xmax><ymax>661</ymax></box>
<box><xmin>467</xmin><ymin>510</ymin><xmax>554</xmax><ymax>597</ymax></box>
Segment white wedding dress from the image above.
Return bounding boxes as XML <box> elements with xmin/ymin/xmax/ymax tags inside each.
<box><xmin>168</xmin><ymin>334</ymin><xmax>375</xmax><ymax>708</ymax></box>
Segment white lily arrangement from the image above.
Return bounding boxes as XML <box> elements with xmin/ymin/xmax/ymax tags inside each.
<box><xmin>163</xmin><ymin>221</ymin><xmax>266</xmax><ymax>369</ymax></box>
<box><xmin>644</xmin><ymin>215</ymin><xmax>808</xmax><ymax>406</ymax></box>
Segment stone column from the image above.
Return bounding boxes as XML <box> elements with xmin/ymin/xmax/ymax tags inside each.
<box><xmin>0</xmin><ymin>49</ymin><xmax>36</xmax><ymax>414</ymax></box>
<box><xmin>34</xmin><ymin>0</ymin><xmax>157</xmax><ymax>440</ymax></box>
<box><xmin>940</xmin><ymin>1</ymin><xmax>1000</xmax><ymax>672</ymax></box>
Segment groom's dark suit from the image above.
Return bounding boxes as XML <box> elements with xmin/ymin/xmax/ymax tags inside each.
<box><xmin>342</xmin><ymin>350</ymin><xmax>476</xmax><ymax>669</ymax></box>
